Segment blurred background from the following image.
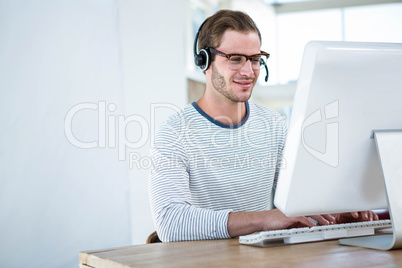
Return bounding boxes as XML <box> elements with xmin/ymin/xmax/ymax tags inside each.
<box><xmin>0</xmin><ymin>0</ymin><xmax>401</xmax><ymax>267</ymax></box>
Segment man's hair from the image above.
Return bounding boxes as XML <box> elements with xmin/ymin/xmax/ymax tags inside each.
<box><xmin>197</xmin><ymin>10</ymin><xmax>262</xmax><ymax>52</ymax></box>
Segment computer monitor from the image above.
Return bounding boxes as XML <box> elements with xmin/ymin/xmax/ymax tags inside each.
<box><xmin>274</xmin><ymin>41</ymin><xmax>402</xmax><ymax>250</ymax></box>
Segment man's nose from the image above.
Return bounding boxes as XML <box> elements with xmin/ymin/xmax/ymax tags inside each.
<box><xmin>239</xmin><ymin>59</ymin><xmax>254</xmax><ymax>75</ymax></box>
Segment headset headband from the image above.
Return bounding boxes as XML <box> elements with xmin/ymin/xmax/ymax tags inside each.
<box><xmin>193</xmin><ymin>19</ymin><xmax>210</xmax><ymax>71</ymax></box>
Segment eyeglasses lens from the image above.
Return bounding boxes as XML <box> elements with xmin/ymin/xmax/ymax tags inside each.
<box><xmin>228</xmin><ymin>55</ymin><xmax>267</xmax><ymax>71</ymax></box>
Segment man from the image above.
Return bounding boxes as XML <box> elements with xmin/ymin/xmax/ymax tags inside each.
<box><xmin>149</xmin><ymin>10</ymin><xmax>378</xmax><ymax>242</ymax></box>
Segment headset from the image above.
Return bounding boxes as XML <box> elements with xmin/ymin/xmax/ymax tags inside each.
<box><xmin>193</xmin><ymin>20</ymin><xmax>211</xmax><ymax>72</ymax></box>
<box><xmin>193</xmin><ymin>19</ymin><xmax>269</xmax><ymax>82</ymax></box>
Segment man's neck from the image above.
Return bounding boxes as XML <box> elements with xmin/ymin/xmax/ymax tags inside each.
<box><xmin>196</xmin><ymin>95</ymin><xmax>247</xmax><ymax>126</ymax></box>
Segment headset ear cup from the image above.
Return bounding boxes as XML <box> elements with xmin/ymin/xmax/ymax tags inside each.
<box><xmin>194</xmin><ymin>53</ymin><xmax>204</xmax><ymax>68</ymax></box>
<box><xmin>198</xmin><ymin>49</ymin><xmax>210</xmax><ymax>71</ymax></box>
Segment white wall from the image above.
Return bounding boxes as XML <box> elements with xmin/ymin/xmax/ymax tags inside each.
<box><xmin>117</xmin><ymin>0</ymin><xmax>187</xmax><ymax>244</ymax></box>
<box><xmin>0</xmin><ymin>1</ymin><xmax>131</xmax><ymax>267</ymax></box>
<box><xmin>1</xmin><ymin>0</ymin><xmax>191</xmax><ymax>265</ymax></box>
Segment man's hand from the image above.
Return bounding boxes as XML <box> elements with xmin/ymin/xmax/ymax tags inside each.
<box><xmin>311</xmin><ymin>211</ymin><xmax>378</xmax><ymax>225</ymax></box>
<box><xmin>258</xmin><ymin>209</ymin><xmax>318</xmax><ymax>230</ymax></box>
<box><xmin>227</xmin><ymin>209</ymin><xmax>379</xmax><ymax>238</ymax></box>
<box><xmin>333</xmin><ymin>211</ymin><xmax>379</xmax><ymax>224</ymax></box>
<box><xmin>309</xmin><ymin>214</ymin><xmax>336</xmax><ymax>225</ymax></box>
<box><xmin>227</xmin><ymin>209</ymin><xmax>318</xmax><ymax>237</ymax></box>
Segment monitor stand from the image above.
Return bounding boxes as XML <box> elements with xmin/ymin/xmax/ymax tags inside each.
<box><xmin>339</xmin><ymin>130</ymin><xmax>402</xmax><ymax>250</ymax></box>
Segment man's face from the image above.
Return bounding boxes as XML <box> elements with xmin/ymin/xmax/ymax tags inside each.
<box><xmin>206</xmin><ymin>30</ymin><xmax>261</xmax><ymax>103</ymax></box>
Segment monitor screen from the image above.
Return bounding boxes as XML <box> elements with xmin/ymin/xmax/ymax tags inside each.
<box><xmin>274</xmin><ymin>41</ymin><xmax>402</xmax><ymax>217</ymax></box>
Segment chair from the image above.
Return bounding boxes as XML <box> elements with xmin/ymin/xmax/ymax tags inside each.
<box><xmin>146</xmin><ymin>231</ymin><xmax>161</xmax><ymax>243</ymax></box>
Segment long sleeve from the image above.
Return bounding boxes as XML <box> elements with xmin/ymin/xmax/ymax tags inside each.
<box><xmin>149</xmin><ymin>125</ymin><xmax>231</xmax><ymax>242</ymax></box>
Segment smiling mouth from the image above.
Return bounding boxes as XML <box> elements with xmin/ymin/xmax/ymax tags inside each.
<box><xmin>234</xmin><ymin>80</ymin><xmax>254</xmax><ymax>86</ymax></box>
<box><xmin>233</xmin><ymin>77</ymin><xmax>255</xmax><ymax>84</ymax></box>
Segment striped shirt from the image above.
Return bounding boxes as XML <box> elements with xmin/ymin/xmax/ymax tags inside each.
<box><xmin>149</xmin><ymin>101</ymin><xmax>286</xmax><ymax>242</ymax></box>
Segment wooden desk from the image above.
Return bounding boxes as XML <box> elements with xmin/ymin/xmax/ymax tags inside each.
<box><xmin>80</xmin><ymin>239</ymin><xmax>402</xmax><ymax>267</ymax></box>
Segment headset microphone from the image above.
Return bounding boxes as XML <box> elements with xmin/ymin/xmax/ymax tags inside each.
<box><xmin>264</xmin><ymin>62</ymin><xmax>269</xmax><ymax>82</ymax></box>
<box><xmin>261</xmin><ymin>58</ymin><xmax>269</xmax><ymax>82</ymax></box>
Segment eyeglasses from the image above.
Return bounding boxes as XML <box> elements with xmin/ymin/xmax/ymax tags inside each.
<box><xmin>209</xmin><ymin>48</ymin><xmax>270</xmax><ymax>71</ymax></box>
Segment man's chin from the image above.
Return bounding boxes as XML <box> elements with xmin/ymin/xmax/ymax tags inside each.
<box><xmin>232</xmin><ymin>92</ymin><xmax>252</xmax><ymax>103</ymax></box>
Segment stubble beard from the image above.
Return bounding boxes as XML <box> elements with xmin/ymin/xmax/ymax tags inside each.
<box><xmin>211</xmin><ymin>63</ymin><xmax>254</xmax><ymax>103</ymax></box>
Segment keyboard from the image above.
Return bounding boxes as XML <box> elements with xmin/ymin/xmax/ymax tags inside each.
<box><xmin>239</xmin><ymin>220</ymin><xmax>392</xmax><ymax>247</ymax></box>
